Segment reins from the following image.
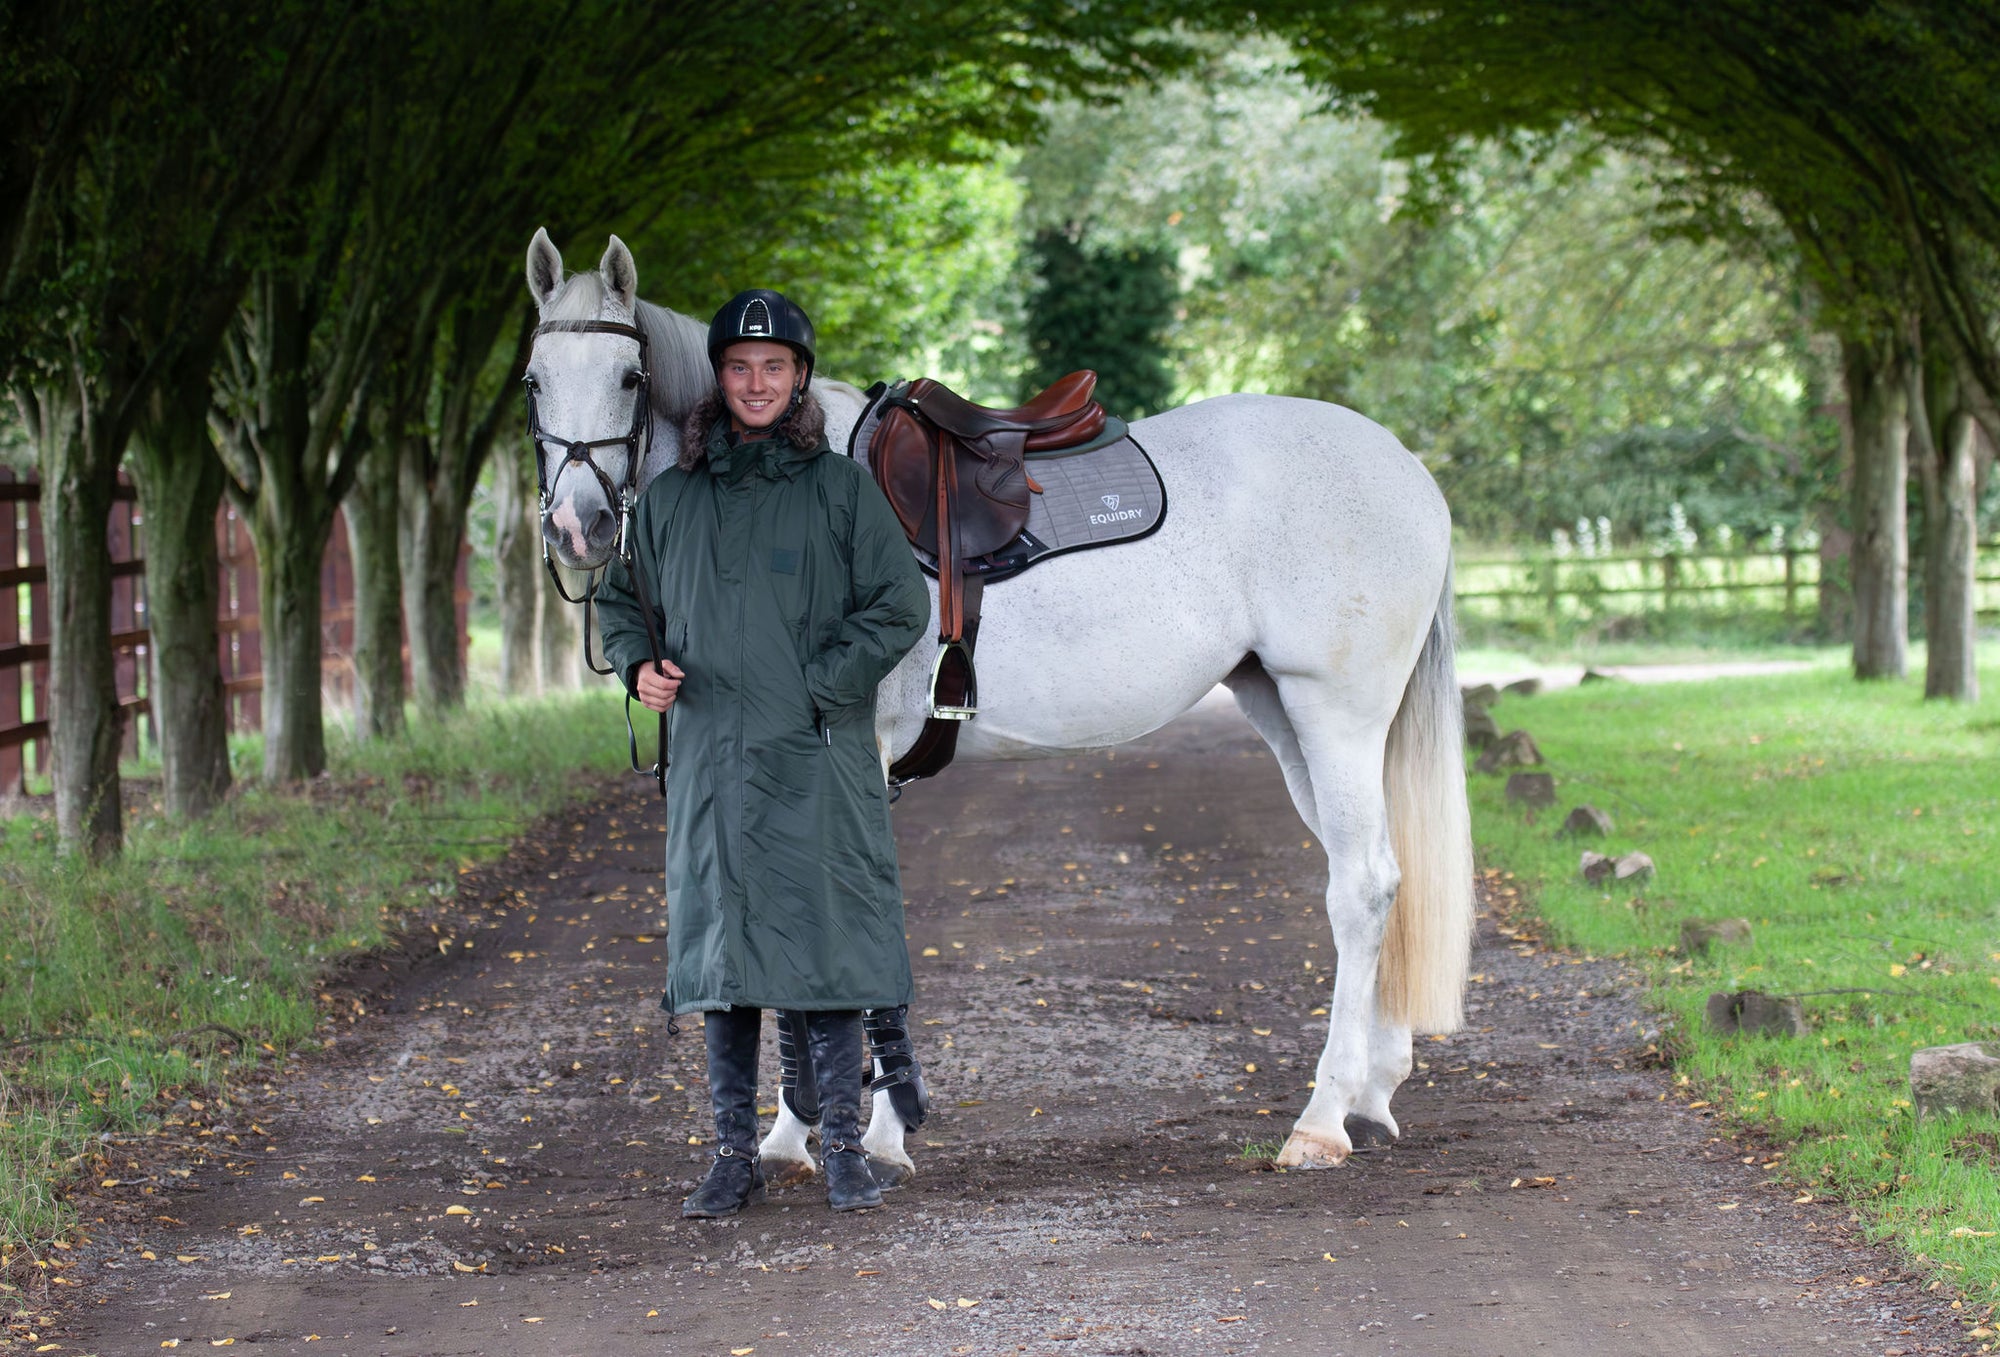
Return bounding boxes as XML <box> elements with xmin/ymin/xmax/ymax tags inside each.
<box><xmin>525</xmin><ymin>317</ymin><xmax>670</xmax><ymax>797</ymax></box>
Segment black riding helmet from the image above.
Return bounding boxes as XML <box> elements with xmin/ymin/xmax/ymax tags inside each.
<box><xmin>707</xmin><ymin>289</ymin><xmax>817</xmax><ymax>384</ymax></box>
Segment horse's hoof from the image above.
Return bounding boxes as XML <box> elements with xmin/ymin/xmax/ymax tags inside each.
<box><xmin>865</xmin><ymin>1155</ymin><xmax>914</xmax><ymax>1190</ymax></box>
<box><xmin>763</xmin><ymin>1156</ymin><xmax>817</xmax><ymax>1190</ymax></box>
<box><xmin>1342</xmin><ymin>1114</ymin><xmax>1398</xmax><ymax>1151</ymax></box>
<box><xmin>1274</xmin><ymin>1128</ymin><xmax>1350</xmax><ymax>1169</ymax></box>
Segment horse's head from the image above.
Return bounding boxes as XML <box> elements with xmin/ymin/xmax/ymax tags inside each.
<box><xmin>524</xmin><ymin>228</ymin><xmax>680</xmax><ymax>571</ymax></box>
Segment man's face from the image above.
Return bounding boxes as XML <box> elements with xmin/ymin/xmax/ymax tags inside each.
<box><xmin>718</xmin><ymin>341</ymin><xmax>802</xmax><ymax>433</ymax></box>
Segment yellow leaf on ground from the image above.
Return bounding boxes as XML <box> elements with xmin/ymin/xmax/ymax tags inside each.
<box><xmin>446</xmin><ymin>1206</ymin><xmax>472</xmax><ymax>1216</ymax></box>
<box><xmin>927</xmin><ymin>1298</ymin><xmax>948</xmax><ymax>1310</ymax></box>
<box><xmin>957</xmin><ymin>1298</ymin><xmax>978</xmax><ymax>1308</ymax></box>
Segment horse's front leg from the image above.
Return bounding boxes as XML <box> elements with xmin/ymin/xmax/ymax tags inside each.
<box><xmin>758</xmin><ymin>1011</ymin><xmax>818</xmax><ymax>1188</ymax></box>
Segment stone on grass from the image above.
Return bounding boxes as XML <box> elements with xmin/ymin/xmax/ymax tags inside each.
<box><xmin>1474</xmin><ymin>729</ymin><xmax>1542</xmax><ymax>773</ymax></box>
<box><xmin>1680</xmin><ymin>917</ymin><xmax>1752</xmax><ymax>954</ymax></box>
<box><xmin>1705</xmin><ymin>990</ymin><xmax>1810</xmax><ymax>1037</ymax></box>
<box><xmin>1461</xmin><ymin>682</ymin><xmax>1499</xmax><ymax>709</ymax></box>
<box><xmin>1463</xmin><ymin>704</ymin><xmax>1500</xmax><ymax>749</ymax></box>
<box><xmin>1580</xmin><ymin>849</ymin><xmax>1655</xmax><ymax>886</ymax></box>
<box><xmin>1504</xmin><ymin>676</ymin><xmax>1543</xmax><ymax>697</ymax></box>
<box><xmin>1580</xmin><ymin>668</ymin><xmax>1617</xmax><ymax>684</ymax></box>
<box><xmin>1506</xmin><ymin>772</ymin><xmax>1557</xmax><ymax>807</ymax></box>
<box><xmin>1559</xmin><ymin>804</ymin><xmax>1614</xmax><ymax>837</ymax></box>
<box><xmin>1910</xmin><ymin>1043</ymin><xmax>2000</xmax><ymax>1120</ymax></box>
<box><xmin>1613</xmin><ymin>851</ymin><xmax>1656</xmax><ymax>882</ymax></box>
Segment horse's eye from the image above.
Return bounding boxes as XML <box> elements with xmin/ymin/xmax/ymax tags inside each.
<box><xmin>523</xmin><ymin>374</ymin><xmax>540</xmax><ymax>392</ymax></box>
<box><xmin>621</xmin><ymin>370</ymin><xmax>641</xmax><ymax>390</ymax></box>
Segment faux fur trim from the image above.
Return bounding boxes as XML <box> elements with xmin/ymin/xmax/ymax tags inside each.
<box><xmin>680</xmin><ymin>387</ymin><xmax>827</xmax><ymax>470</ymax></box>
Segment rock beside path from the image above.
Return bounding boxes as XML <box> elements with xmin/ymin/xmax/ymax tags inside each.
<box><xmin>1476</xmin><ymin>729</ymin><xmax>1542</xmax><ymax>772</ymax></box>
<box><xmin>1910</xmin><ymin>1042</ymin><xmax>2000</xmax><ymax>1120</ymax></box>
<box><xmin>1464</xmin><ymin>704</ymin><xmax>1500</xmax><ymax>749</ymax></box>
<box><xmin>1680</xmin><ymin>918</ymin><xmax>1753</xmax><ymax>954</ymax></box>
<box><xmin>1580</xmin><ymin>850</ymin><xmax>1656</xmax><ymax>885</ymax></box>
<box><xmin>1706</xmin><ymin>990</ymin><xmax>1810</xmax><ymax>1037</ymax></box>
<box><xmin>1560</xmin><ymin>804</ymin><xmax>1614</xmax><ymax>837</ymax></box>
<box><xmin>1506</xmin><ymin>771</ymin><xmax>1556</xmax><ymax>806</ymax></box>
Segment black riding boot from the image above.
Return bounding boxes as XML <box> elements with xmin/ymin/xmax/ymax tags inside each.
<box><xmin>682</xmin><ymin>1006</ymin><xmax>766</xmax><ymax>1219</ymax></box>
<box><xmin>804</xmin><ymin>1010</ymin><xmax>882</xmax><ymax>1212</ymax></box>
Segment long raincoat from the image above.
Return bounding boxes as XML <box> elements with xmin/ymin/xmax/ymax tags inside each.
<box><xmin>595</xmin><ymin>395</ymin><xmax>929</xmax><ymax>1015</ymax></box>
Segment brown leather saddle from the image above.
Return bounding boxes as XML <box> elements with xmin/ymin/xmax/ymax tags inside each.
<box><xmin>869</xmin><ymin>371</ymin><xmax>1107</xmax><ymax>784</ymax></box>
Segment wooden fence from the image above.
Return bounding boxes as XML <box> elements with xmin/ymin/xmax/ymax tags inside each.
<box><xmin>1</xmin><ymin>466</ymin><xmax>466</xmax><ymax>794</ymax></box>
<box><xmin>1456</xmin><ymin>544</ymin><xmax>2000</xmax><ymax>624</ymax></box>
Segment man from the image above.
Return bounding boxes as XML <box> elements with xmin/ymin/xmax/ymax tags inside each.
<box><xmin>596</xmin><ymin>289</ymin><xmax>928</xmax><ymax>1216</ymax></box>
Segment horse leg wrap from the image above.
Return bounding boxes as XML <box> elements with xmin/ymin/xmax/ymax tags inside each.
<box><xmin>776</xmin><ymin>1010</ymin><xmax>820</xmax><ymax>1127</ymax></box>
<box><xmin>863</xmin><ymin>1005</ymin><xmax>929</xmax><ymax>1130</ymax></box>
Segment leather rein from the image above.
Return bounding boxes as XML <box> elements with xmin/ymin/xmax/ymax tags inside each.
<box><xmin>524</xmin><ymin>316</ymin><xmax>670</xmax><ymax>796</ymax></box>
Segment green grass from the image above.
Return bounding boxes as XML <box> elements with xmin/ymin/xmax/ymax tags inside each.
<box><xmin>1466</xmin><ymin>648</ymin><xmax>2000</xmax><ymax>1304</ymax></box>
<box><xmin>0</xmin><ymin>692</ymin><xmax>627</xmax><ymax>1275</ymax></box>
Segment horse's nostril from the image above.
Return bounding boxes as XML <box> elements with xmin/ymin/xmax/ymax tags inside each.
<box><xmin>586</xmin><ymin>507</ymin><xmax>616</xmax><ymax>544</ymax></box>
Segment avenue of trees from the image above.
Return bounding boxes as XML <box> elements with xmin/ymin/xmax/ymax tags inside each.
<box><xmin>4</xmin><ymin>1</ymin><xmax>1995</xmax><ymax>861</ymax></box>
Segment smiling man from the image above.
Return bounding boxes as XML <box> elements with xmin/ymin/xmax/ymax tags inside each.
<box><xmin>595</xmin><ymin>289</ymin><xmax>929</xmax><ymax>1218</ymax></box>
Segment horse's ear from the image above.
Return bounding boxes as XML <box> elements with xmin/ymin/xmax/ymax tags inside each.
<box><xmin>600</xmin><ymin>236</ymin><xmax>638</xmax><ymax>311</ymax></box>
<box><xmin>526</xmin><ymin>228</ymin><xmax>563</xmax><ymax>308</ymax></box>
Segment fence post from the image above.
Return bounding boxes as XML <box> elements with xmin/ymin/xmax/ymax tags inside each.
<box><xmin>1783</xmin><ymin>546</ymin><xmax>1797</xmax><ymax>619</ymax></box>
<box><xmin>1662</xmin><ymin>553</ymin><xmax>1679</xmax><ymax>610</ymax></box>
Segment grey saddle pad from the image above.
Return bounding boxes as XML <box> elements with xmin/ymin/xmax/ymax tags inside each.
<box><xmin>848</xmin><ymin>381</ymin><xmax>1167</xmax><ymax>584</ymax></box>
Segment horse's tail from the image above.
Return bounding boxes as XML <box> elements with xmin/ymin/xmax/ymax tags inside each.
<box><xmin>1377</xmin><ymin>557</ymin><xmax>1475</xmax><ymax>1034</ymax></box>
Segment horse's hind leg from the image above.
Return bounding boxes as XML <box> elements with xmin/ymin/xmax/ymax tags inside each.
<box><xmin>1246</xmin><ymin>681</ymin><xmax>1402</xmax><ymax>1168</ymax></box>
<box><xmin>1230</xmin><ymin>664</ymin><xmax>1409</xmax><ymax>1155</ymax></box>
<box><xmin>860</xmin><ymin>1006</ymin><xmax>926</xmax><ymax>1187</ymax></box>
<box><xmin>758</xmin><ymin>1011</ymin><xmax>818</xmax><ymax>1188</ymax></box>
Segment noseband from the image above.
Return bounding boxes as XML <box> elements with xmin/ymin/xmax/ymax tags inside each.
<box><xmin>524</xmin><ymin>317</ymin><xmax>652</xmax><ymax>607</ymax></box>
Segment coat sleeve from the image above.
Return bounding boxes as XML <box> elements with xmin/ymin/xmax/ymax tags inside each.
<box><xmin>594</xmin><ymin>480</ymin><xmax>671</xmax><ymax>697</ymax></box>
<box><xmin>803</xmin><ymin>474</ymin><xmax>929</xmax><ymax>711</ymax></box>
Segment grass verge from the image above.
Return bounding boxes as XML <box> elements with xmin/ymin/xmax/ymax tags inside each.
<box><xmin>1465</xmin><ymin>656</ymin><xmax>2000</xmax><ymax>1308</ymax></box>
<box><xmin>0</xmin><ymin>692</ymin><xmax>627</xmax><ymax>1280</ymax></box>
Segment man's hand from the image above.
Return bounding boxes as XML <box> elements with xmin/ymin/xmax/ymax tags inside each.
<box><xmin>634</xmin><ymin>659</ymin><xmax>684</xmax><ymax>713</ymax></box>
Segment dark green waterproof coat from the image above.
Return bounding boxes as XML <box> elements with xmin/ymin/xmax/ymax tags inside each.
<box><xmin>595</xmin><ymin>395</ymin><xmax>929</xmax><ymax>1015</ymax></box>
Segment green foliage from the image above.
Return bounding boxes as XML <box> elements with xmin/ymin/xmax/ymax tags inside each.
<box><xmin>1468</xmin><ymin>658</ymin><xmax>2000</xmax><ymax>1299</ymax></box>
<box><xmin>1270</xmin><ymin>0</ymin><xmax>2000</xmax><ymax>423</ymax></box>
<box><xmin>1021</xmin><ymin>230</ymin><xmax>1178</xmax><ymax>416</ymax></box>
<box><xmin>0</xmin><ymin>692</ymin><xmax>619</xmax><ymax>1266</ymax></box>
<box><xmin>1012</xmin><ymin>42</ymin><xmax>1826</xmax><ymax>540</ymax></box>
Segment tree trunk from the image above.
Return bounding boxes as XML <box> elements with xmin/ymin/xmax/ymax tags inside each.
<box><xmin>343</xmin><ymin>438</ymin><xmax>406</xmax><ymax>739</ymax></box>
<box><xmin>251</xmin><ymin>522</ymin><xmax>327</xmax><ymax>781</ymax></box>
<box><xmin>25</xmin><ymin>384</ymin><xmax>123</xmax><ymax>857</ymax></box>
<box><xmin>397</xmin><ymin>447</ymin><xmax>468</xmax><ymax>714</ymax></box>
<box><xmin>493</xmin><ymin>446</ymin><xmax>541</xmax><ymax>696</ymax></box>
<box><xmin>130</xmin><ymin>376</ymin><xmax>232</xmax><ymax>817</ymax></box>
<box><xmin>1841</xmin><ymin>329</ymin><xmax>1911</xmax><ymax>680</ymax></box>
<box><xmin>1910</xmin><ymin>350</ymin><xmax>1980</xmax><ymax>701</ymax></box>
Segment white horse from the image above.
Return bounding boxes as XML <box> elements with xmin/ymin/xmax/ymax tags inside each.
<box><xmin>521</xmin><ymin>231</ymin><xmax>1473</xmax><ymax>1181</ymax></box>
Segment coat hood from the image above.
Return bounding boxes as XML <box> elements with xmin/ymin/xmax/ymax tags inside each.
<box><xmin>681</xmin><ymin>387</ymin><xmax>828</xmax><ymax>471</ymax></box>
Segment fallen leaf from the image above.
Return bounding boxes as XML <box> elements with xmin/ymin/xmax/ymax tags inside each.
<box><xmin>451</xmin><ymin>1260</ymin><xmax>482</xmax><ymax>1273</ymax></box>
<box><xmin>460</xmin><ymin>1300</ymin><xmax>478</xmax><ymax>1308</ymax></box>
<box><xmin>1217</xmin><ymin>1315</ymin><xmax>1246</xmax><ymax>1323</ymax></box>
<box><xmin>957</xmin><ymin>1298</ymin><xmax>978</xmax><ymax>1308</ymax></box>
<box><xmin>855</xmin><ymin>1270</ymin><xmax>881</xmax><ymax>1277</ymax></box>
<box><xmin>202</xmin><ymin>1291</ymin><xmax>232</xmax><ymax>1300</ymax></box>
<box><xmin>445</xmin><ymin>1205</ymin><xmax>472</xmax><ymax>1216</ymax></box>
<box><xmin>927</xmin><ymin>1298</ymin><xmax>948</xmax><ymax>1310</ymax></box>
<box><xmin>731</xmin><ymin>1349</ymin><xmax>755</xmax><ymax>1356</ymax></box>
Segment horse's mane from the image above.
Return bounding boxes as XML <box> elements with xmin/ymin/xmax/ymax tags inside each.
<box><xmin>542</xmin><ymin>271</ymin><xmax>714</xmax><ymax>430</ymax></box>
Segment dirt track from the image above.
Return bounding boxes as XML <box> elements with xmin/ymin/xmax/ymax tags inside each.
<box><xmin>53</xmin><ymin>698</ymin><xmax>1975</xmax><ymax>1356</ymax></box>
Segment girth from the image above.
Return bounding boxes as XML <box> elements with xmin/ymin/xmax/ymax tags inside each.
<box><xmin>869</xmin><ymin>372</ymin><xmax>1106</xmax><ymax>784</ymax></box>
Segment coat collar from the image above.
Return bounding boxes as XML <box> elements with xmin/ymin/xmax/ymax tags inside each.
<box><xmin>704</xmin><ymin>421</ymin><xmax>820</xmax><ymax>481</ymax></box>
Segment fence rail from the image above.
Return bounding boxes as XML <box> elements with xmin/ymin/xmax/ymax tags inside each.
<box><xmin>2</xmin><ymin>467</ymin><xmax>466</xmax><ymax>794</ymax></box>
<box><xmin>1456</xmin><ymin>544</ymin><xmax>2000</xmax><ymax>623</ymax></box>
